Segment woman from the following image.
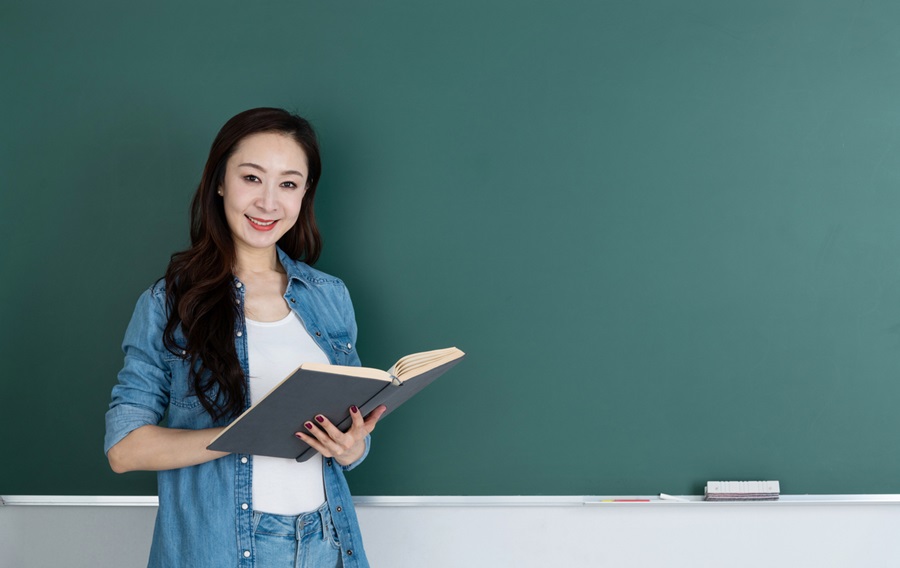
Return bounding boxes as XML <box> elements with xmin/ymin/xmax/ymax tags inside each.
<box><xmin>104</xmin><ymin>107</ymin><xmax>384</xmax><ymax>567</ymax></box>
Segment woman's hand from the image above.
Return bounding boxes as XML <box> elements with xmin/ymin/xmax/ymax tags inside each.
<box><xmin>295</xmin><ymin>404</ymin><xmax>387</xmax><ymax>466</ymax></box>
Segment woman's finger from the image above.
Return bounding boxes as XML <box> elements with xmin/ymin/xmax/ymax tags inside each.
<box><xmin>348</xmin><ymin>405</ymin><xmax>365</xmax><ymax>432</ymax></box>
<box><xmin>311</xmin><ymin>414</ymin><xmax>349</xmax><ymax>444</ymax></box>
<box><xmin>299</xmin><ymin>419</ymin><xmax>346</xmax><ymax>454</ymax></box>
<box><xmin>362</xmin><ymin>405</ymin><xmax>388</xmax><ymax>434</ymax></box>
<box><xmin>294</xmin><ymin>429</ymin><xmax>334</xmax><ymax>458</ymax></box>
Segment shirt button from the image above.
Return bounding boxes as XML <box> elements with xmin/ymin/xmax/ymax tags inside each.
<box><xmin>241</xmin><ymin>503</ymin><xmax>249</xmax><ymax>510</ymax></box>
<box><xmin>290</xmin><ymin>298</ymin><xmax>296</xmax><ymax>303</ymax></box>
<box><xmin>347</xmin><ymin>549</ymin><xmax>353</xmax><ymax>556</ymax></box>
<box><xmin>236</xmin><ymin>331</ymin><xmax>243</xmax><ymax>337</ymax></box>
<box><xmin>243</xmin><ymin>551</ymin><xmax>251</xmax><ymax>558</ymax></box>
<box><xmin>241</xmin><ymin>457</ymin><xmax>248</xmax><ymax>464</ymax></box>
<box><xmin>315</xmin><ymin>331</ymin><xmax>321</xmax><ymax>337</ymax></box>
<box><xmin>347</xmin><ymin>343</ymin><xmax>352</xmax><ymax>349</ymax></box>
<box><xmin>327</xmin><ymin>459</ymin><xmax>333</xmax><ymax>467</ymax></box>
<box><xmin>336</xmin><ymin>506</ymin><xmax>342</xmax><ymax>512</ymax></box>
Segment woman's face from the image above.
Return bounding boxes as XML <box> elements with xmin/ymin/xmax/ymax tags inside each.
<box><xmin>218</xmin><ymin>132</ymin><xmax>309</xmax><ymax>256</ymax></box>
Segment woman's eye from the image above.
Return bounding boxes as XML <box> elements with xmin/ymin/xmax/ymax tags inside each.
<box><xmin>281</xmin><ymin>181</ymin><xmax>298</xmax><ymax>189</ymax></box>
<box><xmin>243</xmin><ymin>175</ymin><xmax>260</xmax><ymax>183</ymax></box>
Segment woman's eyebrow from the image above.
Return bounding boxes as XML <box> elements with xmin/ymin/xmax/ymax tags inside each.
<box><xmin>238</xmin><ymin>162</ymin><xmax>306</xmax><ymax>177</ymax></box>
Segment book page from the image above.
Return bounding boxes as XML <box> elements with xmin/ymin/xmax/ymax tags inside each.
<box><xmin>390</xmin><ymin>347</ymin><xmax>464</xmax><ymax>381</ymax></box>
<box><xmin>299</xmin><ymin>362</ymin><xmax>392</xmax><ymax>381</ymax></box>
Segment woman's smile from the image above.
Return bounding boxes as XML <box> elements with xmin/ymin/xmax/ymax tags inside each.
<box><xmin>246</xmin><ymin>215</ymin><xmax>278</xmax><ymax>231</ymax></box>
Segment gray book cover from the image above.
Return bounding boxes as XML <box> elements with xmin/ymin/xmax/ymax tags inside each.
<box><xmin>208</xmin><ymin>356</ymin><xmax>464</xmax><ymax>461</ymax></box>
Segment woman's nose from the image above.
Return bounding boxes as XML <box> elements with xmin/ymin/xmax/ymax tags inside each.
<box><xmin>257</xmin><ymin>184</ymin><xmax>278</xmax><ymax>211</ymax></box>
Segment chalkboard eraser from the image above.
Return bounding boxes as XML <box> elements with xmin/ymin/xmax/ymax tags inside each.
<box><xmin>705</xmin><ymin>480</ymin><xmax>780</xmax><ymax>501</ymax></box>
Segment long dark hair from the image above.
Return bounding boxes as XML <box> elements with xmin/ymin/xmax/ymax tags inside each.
<box><xmin>163</xmin><ymin>107</ymin><xmax>323</xmax><ymax>421</ymax></box>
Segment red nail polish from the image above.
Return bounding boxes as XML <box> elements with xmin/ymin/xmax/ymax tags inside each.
<box><xmin>350</xmin><ymin>406</ymin><xmax>358</xmax><ymax>413</ymax></box>
<box><xmin>315</xmin><ymin>415</ymin><xmax>325</xmax><ymax>423</ymax></box>
<box><xmin>305</xmin><ymin>422</ymin><xmax>314</xmax><ymax>429</ymax></box>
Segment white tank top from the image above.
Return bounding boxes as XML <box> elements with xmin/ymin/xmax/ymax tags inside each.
<box><xmin>246</xmin><ymin>311</ymin><xmax>329</xmax><ymax>515</ymax></box>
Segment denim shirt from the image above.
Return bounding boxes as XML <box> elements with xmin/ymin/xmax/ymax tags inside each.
<box><xmin>105</xmin><ymin>248</ymin><xmax>371</xmax><ymax>568</ymax></box>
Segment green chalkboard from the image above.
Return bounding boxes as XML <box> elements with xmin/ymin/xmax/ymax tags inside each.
<box><xmin>3</xmin><ymin>0</ymin><xmax>900</xmax><ymax>497</ymax></box>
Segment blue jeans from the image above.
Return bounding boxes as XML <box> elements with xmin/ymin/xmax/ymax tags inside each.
<box><xmin>252</xmin><ymin>502</ymin><xmax>343</xmax><ymax>568</ymax></box>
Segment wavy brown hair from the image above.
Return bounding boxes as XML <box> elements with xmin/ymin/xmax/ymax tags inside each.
<box><xmin>163</xmin><ymin>108</ymin><xmax>323</xmax><ymax>421</ymax></box>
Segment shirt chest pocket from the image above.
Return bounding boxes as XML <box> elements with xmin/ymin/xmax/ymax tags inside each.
<box><xmin>327</xmin><ymin>330</ymin><xmax>354</xmax><ymax>357</ymax></box>
<box><xmin>162</xmin><ymin>352</ymin><xmax>215</xmax><ymax>427</ymax></box>
<box><xmin>308</xmin><ymin>326</ymin><xmax>355</xmax><ymax>364</ymax></box>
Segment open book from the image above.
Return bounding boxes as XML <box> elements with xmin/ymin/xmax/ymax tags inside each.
<box><xmin>207</xmin><ymin>347</ymin><xmax>465</xmax><ymax>461</ymax></box>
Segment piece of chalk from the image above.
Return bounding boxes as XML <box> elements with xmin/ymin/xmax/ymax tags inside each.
<box><xmin>659</xmin><ymin>493</ymin><xmax>688</xmax><ymax>502</ymax></box>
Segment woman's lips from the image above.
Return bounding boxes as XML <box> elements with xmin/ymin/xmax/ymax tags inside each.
<box><xmin>246</xmin><ymin>215</ymin><xmax>278</xmax><ymax>231</ymax></box>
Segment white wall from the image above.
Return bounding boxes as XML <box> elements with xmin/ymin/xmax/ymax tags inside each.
<box><xmin>2</xmin><ymin>496</ymin><xmax>899</xmax><ymax>568</ymax></box>
<box><xmin>0</xmin><ymin>502</ymin><xmax>155</xmax><ymax>568</ymax></box>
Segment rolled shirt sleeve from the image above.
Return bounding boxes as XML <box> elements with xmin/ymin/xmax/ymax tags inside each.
<box><xmin>104</xmin><ymin>285</ymin><xmax>171</xmax><ymax>454</ymax></box>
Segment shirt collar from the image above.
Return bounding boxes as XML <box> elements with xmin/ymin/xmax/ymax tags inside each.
<box><xmin>277</xmin><ymin>246</ymin><xmax>314</xmax><ymax>287</ymax></box>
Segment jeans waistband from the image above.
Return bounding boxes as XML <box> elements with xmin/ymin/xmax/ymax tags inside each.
<box><xmin>252</xmin><ymin>501</ymin><xmax>331</xmax><ymax>542</ymax></box>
